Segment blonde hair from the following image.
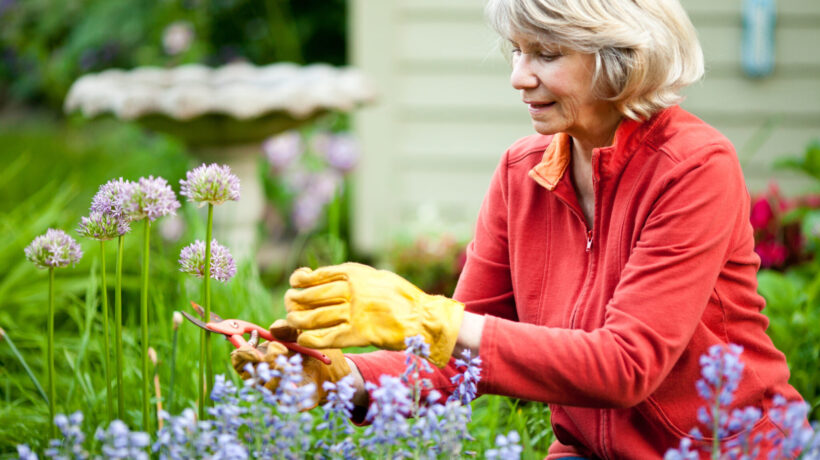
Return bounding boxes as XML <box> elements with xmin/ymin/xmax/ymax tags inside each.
<box><xmin>486</xmin><ymin>0</ymin><xmax>704</xmax><ymax>120</ymax></box>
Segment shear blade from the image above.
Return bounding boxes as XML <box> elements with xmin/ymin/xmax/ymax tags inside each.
<box><xmin>190</xmin><ymin>301</ymin><xmax>224</xmax><ymax>323</ymax></box>
<box><xmin>181</xmin><ymin>311</ymin><xmax>211</xmax><ymax>331</ymax></box>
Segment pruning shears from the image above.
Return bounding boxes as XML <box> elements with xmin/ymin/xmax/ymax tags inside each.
<box><xmin>182</xmin><ymin>301</ymin><xmax>332</xmax><ymax>365</ymax></box>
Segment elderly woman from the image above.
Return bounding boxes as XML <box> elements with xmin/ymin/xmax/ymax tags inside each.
<box><xmin>233</xmin><ymin>0</ymin><xmax>805</xmax><ymax>457</ymax></box>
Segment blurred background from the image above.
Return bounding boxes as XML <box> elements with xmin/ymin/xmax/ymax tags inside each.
<box><xmin>1</xmin><ymin>0</ymin><xmax>819</xmax><ymax>454</ymax></box>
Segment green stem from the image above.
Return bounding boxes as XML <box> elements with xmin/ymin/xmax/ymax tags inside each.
<box><xmin>169</xmin><ymin>327</ymin><xmax>179</xmax><ymax>415</ymax></box>
<box><xmin>328</xmin><ymin>193</ymin><xmax>340</xmax><ymax>244</ymax></box>
<box><xmin>0</xmin><ymin>329</ymin><xmax>48</xmax><ymax>404</ymax></box>
<box><xmin>204</xmin><ymin>204</ymin><xmax>214</xmax><ymax>411</ymax></box>
<box><xmin>115</xmin><ymin>235</ymin><xmax>125</xmax><ymax>420</ymax></box>
<box><xmin>141</xmin><ymin>219</ymin><xmax>151</xmax><ymax>433</ymax></box>
<box><xmin>48</xmin><ymin>267</ymin><xmax>55</xmax><ymax>439</ymax></box>
<box><xmin>712</xmin><ymin>382</ymin><xmax>722</xmax><ymax>459</ymax></box>
<box><xmin>100</xmin><ymin>241</ymin><xmax>113</xmax><ymax>423</ymax></box>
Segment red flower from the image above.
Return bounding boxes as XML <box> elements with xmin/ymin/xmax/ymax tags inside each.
<box><xmin>750</xmin><ymin>197</ymin><xmax>774</xmax><ymax>230</ymax></box>
<box><xmin>755</xmin><ymin>239</ymin><xmax>787</xmax><ymax>268</ymax></box>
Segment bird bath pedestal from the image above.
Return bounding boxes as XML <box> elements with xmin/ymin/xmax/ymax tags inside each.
<box><xmin>65</xmin><ymin>62</ymin><xmax>375</xmax><ymax>260</ymax></box>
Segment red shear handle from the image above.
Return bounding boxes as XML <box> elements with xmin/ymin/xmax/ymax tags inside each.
<box><xmin>246</xmin><ymin>324</ymin><xmax>332</xmax><ymax>365</ymax></box>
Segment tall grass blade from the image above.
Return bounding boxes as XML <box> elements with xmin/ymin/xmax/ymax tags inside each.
<box><xmin>0</xmin><ymin>328</ymin><xmax>48</xmax><ymax>404</ymax></box>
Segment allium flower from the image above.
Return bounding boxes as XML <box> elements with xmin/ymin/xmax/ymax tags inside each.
<box><xmin>77</xmin><ymin>211</ymin><xmax>130</xmax><ymax>240</ymax></box>
<box><xmin>263</xmin><ymin>131</ymin><xmax>303</xmax><ymax>171</ymax></box>
<box><xmin>179</xmin><ymin>240</ymin><xmax>236</xmax><ymax>282</ymax></box>
<box><xmin>179</xmin><ymin>163</ymin><xmax>240</xmax><ymax>206</ymax></box>
<box><xmin>122</xmin><ymin>176</ymin><xmax>181</xmax><ymax>222</ymax></box>
<box><xmin>91</xmin><ymin>178</ymin><xmax>134</xmax><ymax>221</ymax></box>
<box><xmin>25</xmin><ymin>229</ymin><xmax>83</xmax><ymax>269</ymax></box>
<box><xmin>319</xmin><ymin>132</ymin><xmax>359</xmax><ymax>173</ymax></box>
<box><xmin>291</xmin><ymin>192</ymin><xmax>325</xmax><ymax>233</ymax></box>
<box><xmin>485</xmin><ymin>431</ymin><xmax>522</xmax><ymax>459</ymax></box>
<box><xmin>162</xmin><ymin>21</ymin><xmax>194</xmax><ymax>56</ymax></box>
<box><xmin>95</xmin><ymin>420</ymin><xmax>150</xmax><ymax>460</ymax></box>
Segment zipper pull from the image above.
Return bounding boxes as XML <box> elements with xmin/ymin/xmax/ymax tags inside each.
<box><xmin>586</xmin><ymin>230</ymin><xmax>593</xmax><ymax>252</ymax></box>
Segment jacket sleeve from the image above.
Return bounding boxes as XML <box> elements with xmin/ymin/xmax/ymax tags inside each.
<box><xmin>479</xmin><ymin>147</ymin><xmax>748</xmax><ymax>408</ymax></box>
<box><xmin>347</xmin><ymin>152</ymin><xmax>518</xmax><ymax>401</ymax></box>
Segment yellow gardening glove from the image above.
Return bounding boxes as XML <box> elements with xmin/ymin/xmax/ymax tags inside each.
<box><xmin>284</xmin><ymin>262</ymin><xmax>465</xmax><ymax>368</ymax></box>
<box><xmin>230</xmin><ymin>319</ymin><xmax>351</xmax><ymax>409</ymax></box>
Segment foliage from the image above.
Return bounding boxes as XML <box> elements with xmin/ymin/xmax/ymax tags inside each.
<box><xmin>753</xmin><ymin>141</ymin><xmax>820</xmax><ymax>421</ymax></box>
<box><xmin>0</xmin><ymin>0</ymin><xmax>347</xmax><ymax>109</ymax></box>
<box><xmin>751</xmin><ymin>141</ymin><xmax>820</xmax><ymax>269</ymax></box>
<box><xmin>259</xmin><ymin>114</ymin><xmax>357</xmax><ymax>275</ymax></box>
<box><xmin>386</xmin><ymin>233</ymin><xmax>468</xmax><ymax>297</ymax></box>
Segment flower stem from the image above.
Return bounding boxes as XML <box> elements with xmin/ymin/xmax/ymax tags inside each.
<box><xmin>115</xmin><ymin>235</ymin><xmax>125</xmax><ymax>420</ymax></box>
<box><xmin>0</xmin><ymin>328</ymin><xmax>48</xmax><ymax>404</ymax></box>
<box><xmin>47</xmin><ymin>267</ymin><xmax>55</xmax><ymax>439</ymax></box>
<box><xmin>169</xmin><ymin>325</ymin><xmax>179</xmax><ymax>414</ymax></box>
<box><xmin>327</xmin><ymin>189</ymin><xmax>345</xmax><ymax>264</ymax></box>
<box><xmin>141</xmin><ymin>219</ymin><xmax>151</xmax><ymax>433</ymax></box>
<box><xmin>100</xmin><ymin>240</ymin><xmax>113</xmax><ymax>423</ymax></box>
<box><xmin>204</xmin><ymin>204</ymin><xmax>214</xmax><ymax>409</ymax></box>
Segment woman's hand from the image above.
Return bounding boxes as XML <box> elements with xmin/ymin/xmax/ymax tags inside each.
<box><xmin>284</xmin><ymin>262</ymin><xmax>465</xmax><ymax>367</ymax></box>
<box><xmin>229</xmin><ymin>319</ymin><xmax>351</xmax><ymax>409</ymax></box>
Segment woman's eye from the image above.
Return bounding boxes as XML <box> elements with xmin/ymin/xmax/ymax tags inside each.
<box><xmin>538</xmin><ymin>53</ymin><xmax>560</xmax><ymax>62</ymax></box>
<box><xmin>511</xmin><ymin>47</ymin><xmax>522</xmax><ymax>57</ymax></box>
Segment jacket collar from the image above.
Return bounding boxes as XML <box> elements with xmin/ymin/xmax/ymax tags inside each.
<box><xmin>527</xmin><ymin>106</ymin><xmax>677</xmax><ymax>191</ymax></box>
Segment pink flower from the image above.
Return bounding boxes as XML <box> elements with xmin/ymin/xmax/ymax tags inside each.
<box><xmin>750</xmin><ymin>197</ymin><xmax>774</xmax><ymax>230</ymax></box>
<box><xmin>755</xmin><ymin>239</ymin><xmax>787</xmax><ymax>268</ymax></box>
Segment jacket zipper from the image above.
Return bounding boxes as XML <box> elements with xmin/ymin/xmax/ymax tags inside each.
<box><xmin>586</xmin><ymin>229</ymin><xmax>593</xmax><ymax>252</ymax></box>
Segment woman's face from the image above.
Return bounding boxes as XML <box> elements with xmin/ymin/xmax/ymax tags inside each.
<box><xmin>509</xmin><ymin>32</ymin><xmax>617</xmax><ymax>143</ymax></box>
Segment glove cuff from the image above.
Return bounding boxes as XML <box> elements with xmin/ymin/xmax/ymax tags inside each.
<box><xmin>421</xmin><ymin>296</ymin><xmax>465</xmax><ymax>367</ymax></box>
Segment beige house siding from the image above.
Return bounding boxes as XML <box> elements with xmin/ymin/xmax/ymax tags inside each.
<box><xmin>350</xmin><ymin>0</ymin><xmax>820</xmax><ymax>252</ymax></box>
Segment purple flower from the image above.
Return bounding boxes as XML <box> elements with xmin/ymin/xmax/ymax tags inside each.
<box><xmin>485</xmin><ymin>431</ymin><xmax>522</xmax><ymax>459</ymax></box>
<box><xmin>179</xmin><ymin>163</ymin><xmax>240</xmax><ymax>206</ymax></box>
<box><xmin>663</xmin><ymin>437</ymin><xmax>699</xmax><ymax>460</ymax></box>
<box><xmin>319</xmin><ymin>132</ymin><xmax>359</xmax><ymax>173</ymax></box>
<box><xmin>91</xmin><ymin>178</ymin><xmax>135</xmax><ymax>221</ymax></box>
<box><xmin>449</xmin><ymin>348</ymin><xmax>482</xmax><ymax>408</ymax></box>
<box><xmin>291</xmin><ymin>192</ymin><xmax>324</xmax><ymax>233</ymax></box>
<box><xmin>263</xmin><ymin>131</ymin><xmax>303</xmax><ymax>171</ymax></box>
<box><xmin>45</xmin><ymin>411</ymin><xmax>88</xmax><ymax>459</ymax></box>
<box><xmin>767</xmin><ymin>396</ymin><xmax>817</xmax><ymax>459</ymax></box>
<box><xmin>25</xmin><ymin>229</ymin><xmax>83</xmax><ymax>269</ymax></box>
<box><xmin>77</xmin><ymin>211</ymin><xmax>130</xmax><ymax>240</ymax></box>
<box><xmin>362</xmin><ymin>375</ymin><xmax>413</xmax><ymax>451</ymax></box>
<box><xmin>16</xmin><ymin>444</ymin><xmax>38</xmax><ymax>460</ymax></box>
<box><xmin>316</xmin><ymin>375</ymin><xmax>357</xmax><ymax>455</ymax></box>
<box><xmin>692</xmin><ymin>344</ymin><xmax>746</xmax><ymax>443</ymax></box>
<box><xmin>179</xmin><ymin>239</ymin><xmax>236</xmax><ymax>282</ymax></box>
<box><xmin>153</xmin><ymin>408</ymin><xmax>211</xmax><ymax>459</ymax></box>
<box><xmin>122</xmin><ymin>176</ymin><xmax>181</xmax><ymax>222</ymax></box>
<box><xmin>95</xmin><ymin>420</ymin><xmax>150</xmax><ymax>460</ymax></box>
<box><xmin>272</xmin><ymin>354</ymin><xmax>316</xmax><ymax>413</ymax></box>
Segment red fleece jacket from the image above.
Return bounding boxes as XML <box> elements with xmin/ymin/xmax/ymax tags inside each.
<box><xmin>348</xmin><ymin>106</ymin><xmax>802</xmax><ymax>459</ymax></box>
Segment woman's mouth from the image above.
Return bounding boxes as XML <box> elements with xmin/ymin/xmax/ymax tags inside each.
<box><xmin>527</xmin><ymin>101</ymin><xmax>555</xmax><ymax>114</ymax></box>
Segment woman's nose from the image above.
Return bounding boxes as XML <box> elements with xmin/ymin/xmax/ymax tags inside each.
<box><xmin>510</xmin><ymin>55</ymin><xmax>538</xmax><ymax>90</ymax></box>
